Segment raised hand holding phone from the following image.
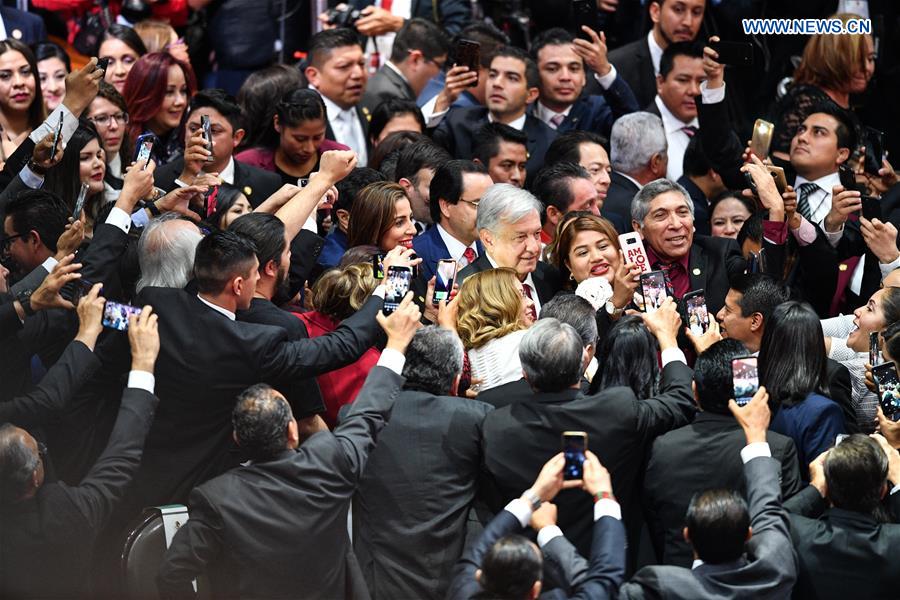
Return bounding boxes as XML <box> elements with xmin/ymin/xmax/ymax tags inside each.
<box><xmin>74</xmin><ymin>282</ymin><xmax>105</xmax><ymax>351</ymax></box>
<box><xmin>728</xmin><ymin>385</ymin><xmax>770</xmax><ymax>444</ymax></box>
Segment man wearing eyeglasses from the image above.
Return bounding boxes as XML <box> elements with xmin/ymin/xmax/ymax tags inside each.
<box><xmin>361</xmin><ymin>18</ymin><xmax>449</xmax><ymax>114</ymax></box>
<box><xmin>1</xmin><ymin>190</ymin><xmax>68</xmax><ymax>283</ymax></box>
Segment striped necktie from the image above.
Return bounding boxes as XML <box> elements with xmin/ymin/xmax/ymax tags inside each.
<box><xmin>797</xmin><ymin>182</ymin><xmax>819</xmax><ymax>221</ymax></box>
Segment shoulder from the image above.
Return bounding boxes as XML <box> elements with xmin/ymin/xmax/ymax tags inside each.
<box><xmin>234</xmin><ymin>147</ymin><xmax>274</xmax><ymax>169</ymax></box>
<box><xmin>235</xmin><ymin>159</ymin><xmax>281</xmax><ymax>182</ymax></box>
<box><xmin>320</xmin><ymin>138</ymin><xmax>351</xmax><ymax>152</ymax></box>
<box><xmin>608</xmin><ymin>39</ymin><xmax>647</xmax><ymax>62</ymax></box>
<box><xmin>449</xmin><ymin>105</ymin><xmax>488</xmax><ymax>123</ymax></box>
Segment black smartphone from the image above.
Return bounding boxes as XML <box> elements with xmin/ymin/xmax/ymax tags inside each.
<box><xmin>860</xmin><ymin>195</ymin><xmax>881</xmax><ymax>221</ymax></box>
<box><xmin>710</xmin><ymin>40</ymin><xmax>754</xmax><ymax>67</ymax></box>
<box><xmin>70</xmin><ymin>279</ymin><xmax>94</xmax><ymax>305</ymax></box>
<box><xmin>200</xmin><ymin>114</ymin><xmax>214</xmax><ymax>163</ymax></box>
<box><xmin>870</xmin><ymin>331</ymin><xmax>880</xmax><ymax>366</ymax></box>
<box><xmin>838</xmin><ymin>163</ymin><xmax>858</xmax><ymax>191</ymax></box>
<box><xmin>453</xmin><ymin>39</ymin><xmax>480</xmax><ymax>88</ymax></box>
<box><xmin>383</xmin><ymin>265</ymin><xmax>412</xmax><ymax>315</ymax></box>
<box><xmin>96</xmin><ymin>56</ymin><xmax>110</xmax><ymax>73</ymax></box>
<box><xmin>873</xmin><ymin>362</ymin><xmax>900</xmax><ymax>419</ymax></box>
<box><xmin>684</xmin><ymin>289</ymin><xmax>709</xmax><ymax>336</ymax></box>
<box><xmin>72</xmin><ymin>182</ymin><xmax>89</xmax><ymax>220</ymax></box>
<box><xmin>50</xmin><ymin>112</ymin><xmax>64</xmax><ymax>159</ymax></box>
<box><xmin>572</xmin><ymin>0</ymin><xmax>599</xmax><ymax>40</ymax></box>
<box><xmin>732</xmin><ymin>355</ymin><xmax>759</xmax><ymax>407</ymax></box>
<box><xmin>433</xmin><ymin>259</ymin><xmax>457</xmax><ymax>305</ymax></box>
<box><xmin>640</xmin><ymin>270</ymin><xmax>671</xmax><ymax>313</ymax></box>
<box><xmin>863</xmin><ymin>127</ymin><xmax>886</xmax><ymax>175</ymax></box>
<box><xmin>102</xmin><ymin>300</ymin><xmax>141</xmax><ymax>331</ymax></box>
<box><xmin>372</xmin><ymin>253</ymin><xmax>385</xmax><ymax>280</ymax></box>
<box><xmin>562</xmin><ymin>431</ymin><xmax>588</xmax><ymax>480</ymax></box>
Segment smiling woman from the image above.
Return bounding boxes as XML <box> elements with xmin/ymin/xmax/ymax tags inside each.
<box><xmin>0</xmin><ymin>39</ymin><xmax>44</xmax><ymax>166</ymax></box>
<box><xmin>32</xmin><ymin>42</ymin><xmax>70</xmax><ymax>114</ymax></box>
<box><xmin>346</xmin><ymin>181</ymin><xmax>417</xmax><ymax>253</ymax></box>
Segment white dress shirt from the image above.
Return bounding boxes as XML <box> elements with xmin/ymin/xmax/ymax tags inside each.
<box><xmin>436</xmin><ymin>223</ymin><xmax>478</xmax><ymax>267</ymax></box>
<box><xmin>488</xmin><ymin>111</ymin><xmax>527</xmax><ymax>132</ymax></box>
<box><xmin>655</xmin><ymin>95</ymin><xmax>698</xmax><ymax>182</ymax></box>
<box><xmin>317</xmin><ymin>90</ymin><xmax>368</xmax><ymax>166</ymax></box>
<box><xmin>534</xmin><ymin>102</ymin><xmax>572</xmax><ymax>130</ymax></box>
<box><xmin>197</xmin><ymin>295</ymin><xmax>236</xmax><ymax>320</ymax></box>
<box><xmin>647</xmin><ymin>30</ymin><xmax>664</xmax><ymax>75</ymax></box>
<box><xmin>368</xmin><ymin>0</ymin><xmax>412</xmax><ymax>68</ymax></box>
<box><xmin>219</xmin><ymin>156</ymin><xmax>236</xmax><ymax>185</ymax></box>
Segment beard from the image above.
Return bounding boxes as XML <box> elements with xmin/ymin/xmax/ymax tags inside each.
<box><xmin>271</xmin><ymin>265</ymin><xmax>293</xmax><ymax>307</ymax></box>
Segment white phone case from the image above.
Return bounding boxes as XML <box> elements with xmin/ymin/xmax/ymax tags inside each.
<box><xmin>618</xmin><ymin>232</ymin><xmax>651</xmax><ymax>273</ymax></box>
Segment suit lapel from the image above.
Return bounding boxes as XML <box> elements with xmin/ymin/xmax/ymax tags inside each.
<box><xmin>688</xmin><ymin>242</ymin><xmax>708</xmax><ymax>292</ymax></box>
<box><xmin>384</xmin><ymin>66</ymin><xmax>415</xmax><ymax>101</ymax></box>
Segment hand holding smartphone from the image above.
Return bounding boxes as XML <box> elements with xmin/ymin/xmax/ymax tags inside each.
<box><xmin>200</xmin><ymin>114</ymin><xmax>214</xmax><ymax>163</ymax></box>
<box><xmin>102</xmin><ymin>300</ymin><xmax>142</xmax><ymax>331</ymax></box>
<box><xmin>562</xmin><ymin>431</ymin><xmax>588</xmax><ymax>480</ymax></box>
<box><xmin>873</xmin><ymin>362</ymin><xmax>900</xmax><ymax>420</ymax></box>
<box><xmin>383</xmin><ymin>265</ymin><xmax>412</xmax><ymax>315</ymax></box>
<box><xmin>709</xmin><ymin>40</ymin><xmax>753</xmax><ymax>67</ymax></box>
<box><xmin>618</xmin><ymin>232</ymin><xmax>651</xmax><ymax>274</ymax></box>
<box><xmin>640</xmin><ymin>270</ymin><xmax>672</xmax><ymax>313</ymax></box>
<box><xmin>72</xmin><ymin>182</ymin><xmax>89</xmax><ymax>221</ymax></box>
<box><xmin>453</xmin><ymin>39</ymin><xmax>480</xmax><ymax>88</ymax></box>
<box><xmin>749</xmin><ymin>119</ymin><xmax>774</xmax><ymax>160</ymax></box>
<box><xmin>732</xmin><ymin>356</ymin><xmax>759</xmax><ymax>407</ymax></box>
<box><xmin>432</xmin><ymin>259</ymin><xmax>457</xmax><ymax>305</ymax></box>
<box><xmin>684</xmin><ymin>289</ymin><xmax>709</xmax><ymax>336</ymax></box>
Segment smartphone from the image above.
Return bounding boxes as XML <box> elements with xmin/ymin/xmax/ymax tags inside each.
<box><xmin>731</xmin><ymin>356</ymin><xmax>759</xmax><ymax>407</ymax></box>
<box><xmin>618</xmin><ymin>232</ymin><xmax>651</xmax><ymax>273</ymax></box>
<box><xmin>562</xmin><ymin>431</ymin><xmax>588</xmax><ymax>480</ymax></box>
<box><xmin>72</xmin><ymin>182</ymin><xmax>89</xmax><ymax>220</ymax></box>
<box><xmin>383</xmin><ymin>265</ymin><xmax>412</xmax><ymax>315</ymax></box>
<box><xmin>749</xmin><ymin>119</ymin><xmax>774</xmax><ymax>160</ymax></box>
<box><xmin>767</xmin><ymin>165</ymin><xmax>788</xmax><ymax>195</ymax></box>
<box><xmin>298</xmin><ymin>178</ymin><xmax>310</xmax><ymax>188</ymax></box>
<box><xmin>50</xmin><ymin>112</ymin><xmax>64</xmax><ymax>159</ymax></box>
<box><xmin>96</xmin><ymin>56</ymin><xmax>110</xmax><ymax>73</ymax></box>
<box><xmin>861</xmin><ymin>195</ymin><xmax>881</xmax><ymax>221</ymax></box>
<box><xmin>572</xmin><ymin>0</ymin><xmax>598</xmax><ymax>40</ymax></box>
<box><xmin>372</xmin><ymin>253</ymin><xmax>385</xmax><ymax>280</ymax></box>
<box><xmin>200</xmin><ymin>114</ymin><xmax>214</xmax><ymax>163</ymax></box>
<box><xmin>873</xmin><ymin>362</ymin><xmax>900</xmax><ymax>419</ymax></box>
<box><xmin>70</xmin><ymin>279</ymin><xmax>95</xmax><ymax>305</ymax></box>
<box><xmin>453</xmin><ymin>39</ymin><xmax>480</xmax><ymax>88</ymax></box>
<box><xmin>870</xmin><ymin>331</ymin><xmax>880</xmax><ymax>366</ymax></box>
<box><xmin>102</xmin><ymin>300</ymin><xmax>142</xmax><ymax>331</ymax></box>
<box><xmin>863</xmin><ymin>127</ymin><xmax>886</xmax><ymax>175</ymax></box>
<box><xmin>684</xmin><ymin>289</ymin><xmax>709</xmax><ymax>336</ymax></box>
<box><xmin>710</xmin><ymin>40</ymin><xmax>754</xmax><ymax>67</ymax></box>
<box><xmin>640</xmin><ymin>270</ymin><xmax>671</xmax><ymax>313</ymax></box>
<box><xmin>838</xmin><ymin>163</ymin><xmax>857</xmax><ymax>190</ymax></box>
<box><xmin>433</xmin><ymin>259</ymin><xmax>457</xmax><ymax>305</ymax></box>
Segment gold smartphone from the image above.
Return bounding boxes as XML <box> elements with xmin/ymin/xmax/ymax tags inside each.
<box><xmin>749</xmin><ymin>119</ymin><xmax>774</xmax><ymax>160</ymax></box>
<box><xmin>562</xmin><ymin>431</ymin><xmax>588</xmax><ymax>480</ymax></box>
<box><xmin>767</xmin><ymin>165</ymin><xmax>788</xmax><ymax>194</ymax></box>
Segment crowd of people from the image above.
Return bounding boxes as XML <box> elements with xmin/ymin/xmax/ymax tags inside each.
<box><xmin>1</xmin><ymin>0</ymin><xmax>900</xmax><ymax>598</ymax></box>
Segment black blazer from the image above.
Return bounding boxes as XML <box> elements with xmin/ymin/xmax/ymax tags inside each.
<box><xmin>604</xmin><ymin>171</ymin><xmax>640</xmax><ymax>225</ymax></box>
<box><xmin>0</xmin><ymin>387</ymin><xmax>158</xmax><ymax>598</ymax></box>
<box><xmin>642</xmin><ymin>412</ymin><xmax>803</xmax><ymax>567</ymax></box>
<box><xmin>481</xmin><ymin>360</ymin><xmax>695</xmax><ymax>559</ymax></box>
<box><xmin>607</xmin><ymin>37</ymin><xmax>658</xmax><ymax>109</ymax></box>
<box><xmin>361</xmin><ymin>65</ymin><xmax>415</xmax><ymax>113</ymax></box>
<box><xmin>431</xmin><ymin>106</ymin><xmax>557</xmax><ymax>187</ymax></box>
<box><xmin>153</xmin><ymin>157</ymin><xmax>283</xmax><ymax>208</ymax></box>
<box><xmin>353</xmin><ymin>389</ymin><xmax>493</xmax><ymax>600</ymax></box>
<box><xmin>458</xmin><ymin>252</ymin><xmax>564</xmax><ymax>308</ymax></box>
<box><xmin>676</xmin><ymin>175</ymin><xmax>711</xmax><ymax>236</ymax></box>
<box><xmin>529</xmin><ymin>75</ymin><xmax>640</xmax><ymax>138</ymax></box>
<box><xmin>156</xmin><ymin>366</ymin><xmax>405</xmax><ymax>600</ymax></box>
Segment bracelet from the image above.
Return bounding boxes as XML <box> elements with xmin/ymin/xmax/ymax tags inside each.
<box><xmin>522</xmin><ymin>488</ymin><xmax>542</xmax><ymax>512</ymax></box>
<box><xmin>27</xmin><ymin>159</ymin><xmax>47</xmax><ymax>175</ymax></box>
<box><xmin>593</xmin><ymin>491</ymin><xmax>615</xmax><ymax>504</ymax></box>
<box><xmin>144</xmin><ymin>200</ymin><xmax>161</xmax><ymax>217</ymax></box>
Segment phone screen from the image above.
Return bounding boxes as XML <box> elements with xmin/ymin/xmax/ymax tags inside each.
<box><xmin>433</xmin><ymin>259</ymin><xmax>457</xmax><ymax>305</ymax></box>
<box><xmin>870</xmin><ymin>331</ymin><xmax>880</xmax><ymax>366</ymax></box>
<box><xmin>383</xmin><ymin>266</ymin><xmax>412</xmax><ymax>314</ymax></box>
<box><xmin>749</xmin><ymin>119</ymin><xmax>774</xmax><ymax>159</ymax></box>
<box><xmin>371</xmin><ymin>253</ymin><xmax>385</xmax><ymax>280</ymax></box>
<box><xmin>640</xmin><ymin>270</ymin><xmax>669</xmax><ymax>313</ymax></box>
<box><xmin>685</xmin><ymin>291</ymin><xmax>709</xmax><ymax>336</ymax></box>
<box><xmin>102</xmin><ymin>301</ymin><xmax>142</xmax><ymax>331</ymax></box>
<box><xmin>572</xmin><ymin>0</ymin><xmax>598</xmax><ymax>40</ymax></box>
<box><xmin>136</xmin><ymin>140</ymin><xmax>153</xmax><ymax>168</ymax></box>
<box><xmin>562</xmin><ymin>432</ymin><xmax>587</xmax><ymax>480</ymax></box>
<box><xmin>73</xmin><ymin>182</ymin><xmax>89</xmax><ymax>220</ymax></box>
<box><xmin>50</xmin><ymin>112</ymin><xmax>64</xmax><ymax>158</ymax></box>
<box><xmin>732</xmin><ymin>356</ymin><xmax>759</xmax><ymax>407</ymax></box>
<box><xmin>201</xmin><ymin>114</ymin><xmax>214</xmax><ymax>162</ymax></box>
<box><xmin>710</xmin><ymin>40</ymin><xmax>754</xmax><ymax>66</ymax></box>
<box><xmin>863</xmin><ymin>127</ymin><xmax>886</xmax><ymax>174</ymax></box>
<box><xmin>874</xmin><ymin>363</ymin><xmax>900</xmax><ymax>418</ymax></box>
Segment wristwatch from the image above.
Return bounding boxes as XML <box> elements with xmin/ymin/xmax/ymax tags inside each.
<box><xmin>522</xmin><ymin>488</ymin><xmax>542</xmax><ymax>512</ymax></box>
<box><xmin>593</xmin><ymin>490</ymin><xmax>616</xmax><ymax>504</ymax></box>
<box><xmin>26</xmin><ymin>159</ymin><xmax>47</xmax><ymax>176</ymax></box>
<box><xmin>16</xmin><ymin>288</ymin><xmax>35</xmax><ymax>317</ymax></box>
<box><xmin>605</xmin><ymin>300</ymin><xmax>625</xmax><ymax>318</ymax></box>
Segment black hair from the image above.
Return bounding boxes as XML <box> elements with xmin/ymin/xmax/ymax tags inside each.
<box><xmin>807</xmin><ymin>101</ymin><xmax>858</xmax><ymax>154</ymax></box>
<box><xmin>532</xmin><ymin>162</ymin><xmax>591</xmax><ymax>221</ymax></box>
<box><xmin>685</xmin><ymin>489</ymin><xmax>750</xmax><ymax>564</ymax></box>
<box><xmin>232</xmin><ymin>383</ymin><xmax>293</xmax><ymax>461</ymax></box>
<box><xmin>389</xmin><ymin>17</ymin><xmax>449</xmax><ymax>63</ymax></box>
<box><xmin>393</xmin><ymin>141</ymin><xmax>452</xmax><ymax>184</ymax></box>
<box><xmin>32</xmin><ymin>41</ymin><xmax>71</xmax><ymax>71</ymax></box>
<box><xmin>0</xmin><ymin>424</ymin><xmax>38</xmax><ymax>504</ymax></box>
<box><xmin>530</xmin><ymin>27</ymin><xmax>575</xmax><ymax>63</ymax></box>
<box><xmin>236</xmin><ymin>64</ymin><xmax>305</xmax><ymax>150</ymax></box>
<box><xmin>193</xmin><ymin>229</ymin><xmax>259</xmax><ymax>294</ymax></box>
<box><xmin>451</xmin><ymin>22</ymin><xmax>508</xmax><ymax>70</ymax></box>
<box><xmin>472</xmin><ymin>122</ymin><xmax>527</xmax><ymax>165</ymax></box>
<box><xmin>736</xmin><ymin>212</ymin><xmax>763</xmax><ymax>248</ymax></box>
<box><xmin>334</xmin><ymin>167</ymin><xmax>386</xmax><ymax>220</ymax></box>
<box><xmin>43</xmin><ymin>119</ymin><xmax>104</xmax><ymax>218</ymax></box>
<box><xmin>730</xmin><ymin>274</ymin><xmax>790</xmax><ymax>326</ymax></box>
<box><xmin>97</xmin><ymin>23</ymin><xmax>148</xmax><ymax>57</ymax></box>
<box><xmin>682</xmin><ymin>134</ymin><xmax>714</xmax><ymax>178</ymax></box>
<box><xmin>709</xmin><ymin>190</ymin><xmax>755</xmax><ymax>223</ymax></box>
<box><xmin>694</xmin><ymin>339</ymin><xmax>750</xmax><ymax>414</ymax></box>
<box><xmin>370</xmin><ymin>130</ymin><xmax>429</xmax><ymax>173</ymax></box>
<box><xmin>659</xmin><ymin>41</ymin><xmax>704</xmax><ymax>79</ymax></box>
<box><xmin>428</xmin><ymin>159</ymin><xmax>487</xmax><ymax>224</ymax></box>
<box><xmin>478</xmin><ymin>535</ymin><xmax>542</xmax><ymax>599</ymax></box>
<box><xmin>591</xmin><ymin>315</ymin><xmax>659</xmax><ymax>398</ymax></box>
<box><xmin>190</xmin><ymin>88</ymin><xmax>243</xmax><ymax>132</ymax></box>
<box><xmin>545</xmin><ymin>130</ymin><xmax>609</xmax><ymax>167</ymax></box>
<box><xmin>758</xmin><ymin>301</ymin><xmax>829</xmax><ymax>408</ymax></box>
<box><xmin>276</xmin><ymin>88</ymin><xmax>327</xmax><ymax>130</ymax></box>
<box><xmin>307</xmin><ymin>28</ymin><xmax>363</xmax><ymax>68</ymax></box>
<box><xmin>228</xmin><ymin>213</ymin><xmax>286</xmax><ymax>274</ymax></box>
<box><xmin>203</xmin><ymin>184</ymin><xmax>247</xmax><ymax>231</ymax></box>
<box><xmin>4</xmin><ymin>189</ymin><xmax>69</xmax><ymax>252</ymax></box>
<box><xmin>368</xmin><ymin>98</ymin><xmax>426</xmax><ymax>143</ymax></box>
<box><xmin>825</xmin><ymin>434</ymin><xmax>889</xmax><ymax>517</ymax></box>
<box><xmin>491</xmin><ymin>46</ymin><xmax>540</xmax><ymax>89</ymax></box>
<box><xmin>880</xmin><ymin>287</ymin><xmax>900</xmax><ymax>327</ymax></box>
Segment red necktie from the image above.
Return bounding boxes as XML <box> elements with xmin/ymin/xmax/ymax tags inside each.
<box><xmin>462</xmin><ymin>247</ymin><xmax>477</xmax><ymax>266</ymax></box>
<box><xmin>522</xmin><ymin>283</ymin><xmax>537</xmax><ymax>321</ymax></box>
<box><xmin>381</xmin><ymin>0</ymin><xmax>392</xmax><ymax>10</ymax></box>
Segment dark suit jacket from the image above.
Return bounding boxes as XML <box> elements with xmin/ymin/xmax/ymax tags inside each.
<box><xmin>458</xmin><ymin>253</ymin><xmax>563</xmax><ymax>308</ymax></box>
<box><xmin>353</xmin><ymin>389</ymin><xmax>493</xmax><ymax>600</ymax></box>
<box><xmin>0</xmin><ymin>7</ymin><xmax>46</xmax><ymax>44</ymax></box>
<box><xmin>643</xmin><ymin>412</ymin><xmax>803</xmax><ymax>567</ymax></box>
<box><xmin>411</xmin><ymin>223</ymin><xmax>483</xmax><ymax>282</ymax></box>
<box><xmin>361</xmin><ymin>64</ymin><xmax>415</xmax><ymax>113</ymax></box>
<box><xmin>349</xmin><ymin>0</ymin><xmax>470</xmax><ymax>34</ymax></box>
<box><xmin>619</xmin><ymin>456</ymin><xmax>797</xmax><ymax>599</ymax></box>
<box><xmin>447</xmin><ymin>508</ymin><xmax>626</xmax><ymax>600</ymax></box>
<box><xmin>608</xmin><ymin>38</ymin><xmax>657</xmax><ymax>109</ymax></box>
<box><xmin>684</xmin><ymin>235</ymin><xmax>751</xmax><ymax>316</ymax></box>
<box><xmin>481</xmin><ymin>360</ymin><xmax>695</xmax><ymax>558</ymax></box>
<box><xmin>677</xmin><ymin>175</ymin><xmax>711</xmax><ymax>236</ymax></box>
<box><xmin>156</xmin><ymin>367</ymin><xmax>404</xmax><ymax>600</ymax></box>
<box><xmin>153</xmin><ymin>157</ymin><xmax>283</xmax><ymax>208</ymax></box>
<box><xmin>325</xmin><ymin>104</ymin><xmax>374</xmax><ymax>164</ymax></box>
<box><xmin>432</xmin><ymin>106</ymin><xmax>557</xmax><ymax>187</ymax></box>
<box><xmin>530</xmin><ymin>75</ymin><xmax>640</xmax><ymax>138</ymax></box>
<box><xmin>0</xmin><ymin>387</ymin><xmax>158</xmax><ymax>598</ymax></box>
<box><xmin>604</xmin><ymin>171</ymin><xmax>639</xmax><ymax>224</ymax></box>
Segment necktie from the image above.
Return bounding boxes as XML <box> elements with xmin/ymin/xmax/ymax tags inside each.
<box><xmin>681</xmin><ymin>125</ymin><xmax>698</xmax><ymax>138</ymax></box>
<box><xmin>381</xmin><ymin>0</ymin><xmax>392</xmax><ymax>10</ymax></box>
<box><xmin>522</xmin><ymin>283</ymin><xmax>538</xmax><ymax>321</ymax></box>
<box><xmin>462</xmin><ymin>247</ymin><xmax>477</xmax><ymax>266</ymax></box>
<box><xmin>550</xmin><ymin>114</ymin><xmax>566</xmax><ymax>129</ymax></box>
<box><xmin>797</xmin><ymin>182</ymin><xmax>819</xmax><ymax>221</ymax></box>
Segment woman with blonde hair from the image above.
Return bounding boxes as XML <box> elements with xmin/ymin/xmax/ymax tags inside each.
<box><xmin>346</xmin><ymin>181</ymin><xmax>417</xmax><ymax>252</ymax></box>
<box><xmin>455</xmin><ymin>268</ymin><xmax>535</xmax><ymax>392</ymax></box>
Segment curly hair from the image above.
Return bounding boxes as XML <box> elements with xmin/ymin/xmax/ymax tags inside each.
<box><xmin>311</xmin><ymin>263</ymin><xmax>378</xmax><ymax>321</ymax></box>
<box><xmin>456</xmin><ymin>268</ymin><xmax>527</xmax><ymax>350</ymax></box>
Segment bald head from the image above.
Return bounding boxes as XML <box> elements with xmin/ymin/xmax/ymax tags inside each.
<box><xmin>0</xmin><ymin>424</ymin><xmax>41</xmax><ymax>504</ymax></box>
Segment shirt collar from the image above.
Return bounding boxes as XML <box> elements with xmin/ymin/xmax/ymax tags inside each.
<box><xmin>436</xmin><ymin>223</ymin><xmax>476</xmax><ymax>261</ymax></box>
<box><xmin>645</xmin><ymin>240</ymin><xmax>691</xmax><ymax>272</ymax></box>
<box><xmin>655</xmin><ymin>95</ymin><xmax>699</xmax><ymax>130</ymax></box>
<box><xmin>485</xmin><ymin>251</ymin><xmax>537</xmax><ymax>290</ymax></box>
<box><xmin>218</xmin><ymin>156</ymin><xmax>236</xmax><ymax>185</ymax></box>
<box><xmin>108</xmin><ymin>153</ymin><xmax>122</xmax><ymax>178</ymax></box>
<box><xmin>794</xmin><ymin>170</ymin><xmax>841</xmax><ymax>193</ymax></box>
<box><xmin>535</xmin><ymin>101</ymin><xmax>571</xmax><ymax>124</ymax></box>
<box><xmin>313</xmin><ymin>86</ymin><xmax>355</xmax><ymax>123</ymax></box>
<box><xmin>197</xmin><ymin>294</ymin><xmax>236</xmax><ymax>321</ymax></box>
<box><xmin>647</xmin><ymin>30</ymin><xmax>664</xmax><ymax>75</ymax></box>
<box><xmin>488</xmin><ymin>112</ymin><xmax>527</xmax><ymax>131</ymax></box>
<box><xmin>619</xmin><ymin>172</ymin><xmax>644</xmax><ymax>190</ymax></box>
<box><xmin>384</xmin><ymin>60</ymin><xmax>408</xmax><ymax>83</ymax></box>
<box><xmin>691</xmin><ymin>559</ymin><xmax>704</xmax><ymax>570</ymax></box>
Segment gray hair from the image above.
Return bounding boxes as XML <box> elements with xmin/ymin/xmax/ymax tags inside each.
<box><xmin>610</xmin><ymin>112</ymin><xmax>667</xmax><ymax>175</ymax></box>
<box><xmin>0</xmin><ymin>424</ymin><xmax>38</xmax><ymax>504</ymax></box>
<box><xmin>402</xmin><ymin>326</ymin><xmax>464</xmax><ymax>395</ymax></box>
<box><xmin>540</xmin><ymin>295</ymin><xmax>598</xmax><ymax>349</ymax></box>
<box><xmin>136</xmin><ymin>214</ymin><xmax>204</xmax><ymax>292</ymax></box>
<box><xmin>232</xmin><ymin>383</ymin><xmax>293</xmax><ymax>461</ymax></box>
<box><xmin>631</xmin><ymin>178</ymin><xmax>694</xmax><ymax>225</ymax></box>
<box><xmin>519</xmin><ymin>318</ymin><xmax>584</xmax><ymax>392</ymax></box>
<box><xmin>476</xmin><ymin>183</ymin><xmax>542</xmax><ymax>233</ymax></box>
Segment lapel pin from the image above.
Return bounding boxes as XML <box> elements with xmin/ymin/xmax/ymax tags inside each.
<box><xmin>692</xmin><ymin>267</ymin><xmax>701</xmax><ymax>276</ymax></box>
<box><xmin>11</xmin><ymin>29</ymin><xmax>22</xmax><ymax>40</ymax></box>
<box><xmin>243</xmin><ymin>186</ymin><xmax>252</xmax><ymax>196</ymax></box>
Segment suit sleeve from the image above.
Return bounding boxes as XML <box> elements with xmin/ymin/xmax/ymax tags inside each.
<box><xmin>542</xmin><ymin>535</ymin><xmax>590</xmax><ymax>593</ymax></box>
<box><xmin>634</xmin><ymin>361</ymin><xmax>696</xmax><ymax>441</ymax></box>
<box><xmin>784</xmin><ymin>484</ymin><xmax>828</xmax><ymax>517</ymax></box>
<box><xmin>571</xmin><ymin>516</ymin><xmax>627</xmax><ymax>600</ymax></box>
<box><xmin>696</xmin><ymin>93</ymin><xmax>747</xmax><ymax>190</ymax></box>
<box><xmin>592</xmin><ymin>75</ymin><xmax>640</xmax><ymax>135</ymax></box>
<box><xmin>826</xmin><ymin>361</ymin><xmax>857</xmax><ymax>434</ymax></box>
<box><xmin>157</xmin><ymin>489</ymin><xmax>224</xmax><ymax>600</ymax></box>
<box><xmin>447</xmin><ymin>510</ymin><xmax>524</xmax><ymax>600</ymax></box>
<box><xmin>287</xmin><ymin>230</ymin><xmax>325</xmax><ymax>299</ymax></box>
<box><xmin>743</xmin><ymin>456</ymin><xmax>798</xmax><ymax>588</ymax></box>
<box><xmin>0</xmin><ymin>296</ymin><xmax>23</xmax><ymax>341</ymax></box>
<box><xmin>799</xmin><ymin>401</ymin><xmax>846</xmax><ymax>466</ymax></box>
<box><xmin>435</xmin><ymin>0</ymin><xmax>470</xmax><ymax>34</ymax></box>
<box><xmin>0</xmin><ymin>340</ymin><xmax>100</xmax><ymax>427</ymax></box>
<box><xmin>778</xmin><ymin>438</ymin><xmax>804</xmax><ymax>501</ymax></box>
<box><xmin>0</xmin><ymin>172</ymin><xmax>33</xmax><ymax>214</ymax></box>
<box><xmin>78</xmin><ymin>222</ymin><xmax>130</xmax><ymax>292</ymax></box>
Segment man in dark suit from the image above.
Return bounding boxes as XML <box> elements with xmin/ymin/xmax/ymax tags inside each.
<box><xmin>412</xmin><ymin>160</ymin><xmax>492</xmax><ymax>281</ymax></box>
<box><xmin>607</xmin><ymin>0</ymin><xmax>706</xmax><ymax>108</ymax></box>
<box><xmin>432</xmin><ymin>47</ymin><xmax>556</xmax><ymax>188</ymax></box>
<box><xmin>619</xmin><ymin>385</ymin><xmax>798</xmax><ymax>599</ymax></box>
<box><xmin>0</xmin><ymin>7</ymin><xmax>46</xmax><ymax>44</ymax></box>
<box><xmin>472</xmin><ymin>122</ymin><xmax>529</xmax><ymax>189</ymax></box>
<box><xmin>643</xmin><ymin>339</ymin><xmax>803</xmax><ymax>567</ymax></box>
<box><xmin>354</xmin><ymin>326</ymin><xmax>493</xmax><ymax>600</ymax></box>
<box><xmin>529</xmin><ymin>28</ymin><xmax>638</xmax><ymax>138</ymax></box>
<box><xmin>155</xmin><ymin>299</ymin><xmax>420</xmax><ymax>599</ymax></box>
<box><xmin>448</xmin><ymin>451</ymin><xmax>626</xmax><ymax>600</ymax></box>
<box><xmin>458</xmin><ymin>184</ymin><xmax>563</xmax><ymax>314</ymax></box>
<box><xmin>305</xmin><ymin>29</ymin><xmax>372</xmax><ymax>165</ymax></box>
<box><xmin>361</xmin><ymin>18</ymin><xmax>448</xmax><ymax>113</ymax></box>
<box><xmin>676</xmin><ymin>135</ymin><xmax>726</xmax><ymax>237</ymax></box>
<box><xmin>533</xmin><ymin>162</ymin><xmax>620</xmax><ymax>246</ymax></box>
<box><xmin>785</xmin><ymin>433</ymin><xmax>900</xmax><ymax>599</ymax></box>
<box><xmin>0</xmin><ymin>300</ymin><xmax>160</xmax><ymax>598</ymax></box>
<box><xmin>481</xmin><ymin>301</ymin><xmax>694</xmax><ymax>559</ymax></box>
<box><xmin>605</xmin><ymin>112</ymin><xmax>668</xmax><ymax>223</ymax></box>
<box><xmin>394</xmin><ymin>141</ymin><xmax>452</xmax><ymax>228</ymax></box>
<box><xmin>345</xmin><ymin>0</ymin><xmax>469</xmax><ymax>37</ymax></box>
<box><xmin>153</xmin><ymin>89</ymin><xmax>282</xmax><ymax>208</ymax></box>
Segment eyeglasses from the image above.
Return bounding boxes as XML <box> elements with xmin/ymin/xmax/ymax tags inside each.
<box><xmin>88</xmin><ymin>112</ymin><xmax>129</xmax><ymax>127</ymax></box>
<box><xmin>459</xmin><ymin>198</ymin><xmax>480</xmax><ymax>208</ymax></box>
<box><xmin>0</xmin><ymin>233</ymin><xmax>23</xmax><ymax>254</ymax></box>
